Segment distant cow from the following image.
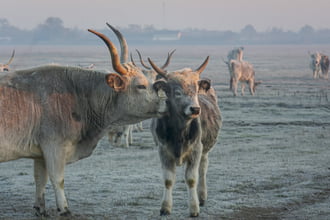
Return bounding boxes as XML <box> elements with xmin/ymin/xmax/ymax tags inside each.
<box><xmin>148</xmin><ymin>57</ymin><xmax>222</xmax><ymax>217</ymax></box>
<box><xmin>309</xmin><ymin>52</ymin><xmax>329</xmax><ymax>79</ymax></box>
<box><xmin>225</xmin><ymin>47</ymin><xmax>261</xmax><ymax>96</ymax></box>
<box><xmin>0</xmin><ymin>23</ymin><xmax>168</xmax><ymax>217</ymax></box>
<box><xmin>0</xmin><ymin>50</ymin><xmax>15</xmax><ymax>72</ymax></box>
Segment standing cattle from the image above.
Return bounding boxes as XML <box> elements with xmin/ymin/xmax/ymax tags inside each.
<box><xmin>0</xmin><ymin>23</ymin><xmax>167</xmax><ymax>216</ymax></box>
<box><xmin>309</xmin><ymin>52</ymin><xmax>329</xmax><ymax>79</ymax></box>
<box><xmin>0</xmin><ymin>50</ymin><xmax>15</xmax><ymax>72</ymax></box>
<box><xmin>148</xmin><ymin>57</ymin><xmax>222</xmax><ymax>217</ymax></box>
<box><xmin>225</xmin><ymin>47</ymin><xmax>261</xmax><ymax>96</ymax></box>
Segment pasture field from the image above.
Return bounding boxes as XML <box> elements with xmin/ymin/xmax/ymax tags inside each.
<box><xmin>0</xmin><ymin>44</ymin><xmax>329</xmax><ymax>219</ymax></box>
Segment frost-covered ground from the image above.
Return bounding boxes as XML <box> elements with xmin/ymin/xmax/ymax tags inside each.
<box><xmin>0</xmin><ymin>45</ymin><xmax>329</xmax><ymax>219</ymax></box>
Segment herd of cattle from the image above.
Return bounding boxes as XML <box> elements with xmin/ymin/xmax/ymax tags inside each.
<box><xmin>0</xmin><ymin>23</ymin><xmax>328</xmax><ymax>218</ymax></box>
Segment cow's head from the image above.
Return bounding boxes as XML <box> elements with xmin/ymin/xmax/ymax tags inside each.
<box><xmin>0</xmin><ymin>50</ymin><xmax>15</xmax><ymax>72</ymax></box>
<box><xmin>148</xmin><ymin>56</ymin><xmax>209</xmax><ymax>120</ymax></box>
<box><xmin>310</xmin><ymin>52</ymin><xmax>321</xmax><ymax>67</ymax></box>
<box><xmin>227</xmin><ymin>46</ymin><xmax>244</xmax><ymax>62</ymax></box>
<box><xmin>88</xmin><ymin>24</ymin><xmax>167</xmax><ymax>123</ymax></box>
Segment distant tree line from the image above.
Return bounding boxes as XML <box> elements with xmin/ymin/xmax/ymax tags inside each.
<box><xmin>1</xmin><ymin>17</ymin><xmax>330</xmax><ymax>45</ymax></box>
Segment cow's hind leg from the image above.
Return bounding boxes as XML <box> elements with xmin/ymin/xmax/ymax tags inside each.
<box><xmin>43</xmin><ymin>144</ymin><xmax>71</xmax><ymax>216</ymax></box>
<box><xmin>33</xmin><ymin>159</ymin><xmax>48</xmax><ymax>217</ymax></box>
<box><xmin>198</xmin><ymin>153</ymin><xmax>209</xmax><ymax>206</ymax></box>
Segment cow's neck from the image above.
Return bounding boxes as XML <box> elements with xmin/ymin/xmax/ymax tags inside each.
<box><xmin>160</xmin><ymin>113</ymin><xmax>201</xmax><ymax>159</ymax></box>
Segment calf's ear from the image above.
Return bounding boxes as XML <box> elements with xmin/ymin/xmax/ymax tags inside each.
<box><xmin>198</xmin><ymin>79</ymin><xmax>211</xmax><ymax>92</ymax></box>
<box><xmin>105</xmin><ymin>73</ymin><xmax>128</xmax><ymax>92</ymax></box>
<box><xmin>153</xmin><ymin>79</ymin><xmax>168</xmax><ymax>92</ymax></box>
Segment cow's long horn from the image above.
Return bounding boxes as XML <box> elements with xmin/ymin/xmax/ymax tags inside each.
<box><xmin>106</xmin><ymin>23</ymin><xmax>128</xmax><ymax>63</ymax></box>
<box><xmin>88</xmin><ymin>29</ymin><xmax>128</xmax><ymax>75</ymax></box>
<box><xmin>195</xmin><ymin>56</ymin><xmax>210</xmax><ymax>75</ymax></box>
<box><xmin>5</xmin><ymin>50</ymin><xmax>15</xmax><ymax>65</ymax></box>
<box><xmin>147</xmin><ymin>57</ymin><xmax>168</xmax><ymax>79</ymax></box>
<box><xmin>136</xmin><ymin>49</ymin><xmax>151</xmax><ymax>70</ymax></box>
<box><xmin>161</xmin><ymin>49</ymin><xmax>176</xmax><ymax>69</ymax></box>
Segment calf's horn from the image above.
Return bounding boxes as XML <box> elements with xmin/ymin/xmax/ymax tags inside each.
<box><xmin>147</xmin><ymin>57</ymin><xmax>168</xmax><ymax>79</ymax></box>
<box><xmin>195</xmin><ymin>56</ymin><xmax>210</xmax><ymax>75</ymax></box>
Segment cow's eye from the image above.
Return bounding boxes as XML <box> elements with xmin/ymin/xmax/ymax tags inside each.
<box><xmin>174</xmin><ymin>90</ymin><xmax>182</xmax><ymax>97</ymax></box>
<box><xmin>137</xmin><ymin>85</ymin><xmax>146</xmax><ymax>90</ymax></box>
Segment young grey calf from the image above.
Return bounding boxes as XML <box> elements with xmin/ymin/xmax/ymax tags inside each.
<box><xmin>148</xmin><ymin>57</ymin><xmax>222</xmax><ymax>217</ymax></box>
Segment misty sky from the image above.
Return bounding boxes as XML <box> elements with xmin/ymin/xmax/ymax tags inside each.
<box><xmin>2</xmin><ymin>0</ymin><xmax>330</xmax><ymax>31</ymax></box>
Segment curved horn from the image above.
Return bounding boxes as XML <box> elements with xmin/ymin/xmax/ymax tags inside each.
<box><xmin>88</xmin><ymin>29</ymin><xmax>128</xmax><ymax>75</ymax></box>
<box><xmin>5</xmin><ymin>50</ymin><xmax>15</xmax><ymax>65</ymax></box>
<box><xmin>195</xmin><ymin>56</ymin><xmax>210</xmax><ymax>75</ymax></box>
<box><xmin>161</xmin><ymin>49</ymin><xmax>176</xmax><ymax>69</ymax></box>
<box><xmin>106</xmin><ymin>23</ymin><xmax>128</xmax><ymax>63</ymax></box>
<box><xmin>136</xmin><ymin>49</ymin><xmax>151</xmax><ymax>70</ymax></box>
<box><xmin>130</xmin><ymin>52</ymin><xmax>136</xmax><ymax>66</ymax></box>
<box><xmin>147</xmin><ymin>57</ymin><xmax>168</xmax><ymax>79</ymax></box>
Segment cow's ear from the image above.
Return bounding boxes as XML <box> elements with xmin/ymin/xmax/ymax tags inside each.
<box><xmin>105</xmin><ymin>73</ymin><xmax>128</xmax><ymax>92</ymax></box>
<box><xmin>198</xmin><ymin>79</ymin><xmax>211</xmax><ymax>92</ymax></box>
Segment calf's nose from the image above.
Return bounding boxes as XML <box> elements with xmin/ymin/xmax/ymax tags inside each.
<box><xmin>190</xmin><ymin>106</ymin><xmax>200</xmax><ymax>115</ymax></box>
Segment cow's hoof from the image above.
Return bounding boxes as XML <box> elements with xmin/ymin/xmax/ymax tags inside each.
<box><xmin>190</xmin><ymin>212</ymin><xmax>199</xmax><ymax>217</ymax></box>
<box><xmin>160</xmin><ymin>208</ymin><xmax>171</xmax><ymax>216</ymax></box>
<box><xmin>199</xmin><ymin>199</ymin><xmax>205</xmax><ymax>206</ymax></box>
<box><xmin>34</xmin><ymin>206</ymin><xmax>48</xmax><ymax>217</ymax></box>
<box><xmin>58</xmin><ymin>208</ymin><xmax>71</xmax><ymax>217</ymax></box>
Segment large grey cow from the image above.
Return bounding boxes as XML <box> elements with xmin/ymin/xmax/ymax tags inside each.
<box><xmin>0</xmin><ymin>50</ymin><xmax>15</xmax><ymax>72</ymax></box>
<box><xmin>309</xmin><ymin>52</ymin><xmax>329</xmax><ymax>79</ymax></box>
<box><xmin>0</xmin><ymin>24</ymin><xmax>167</xmax><ymax>216</ymax></box>
<box><xmin>148</xmin><ymin>57</ymin><xmax>222</xmax><ymax>217</ymax></box>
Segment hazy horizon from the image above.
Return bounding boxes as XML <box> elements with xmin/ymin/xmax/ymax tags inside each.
<box><xmin>2</xmin><ymin>0</ymin><xmax>330</xmax><ymax>32</ymax></box>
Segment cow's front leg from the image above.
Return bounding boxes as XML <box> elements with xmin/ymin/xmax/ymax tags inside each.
<box><xmin>185</xmin><ymin>151</ymin><xmax>202</xmax><ymax>217</ymax></box>
<box><xmin>160</xmin><ymin>161</ymin><xmax>176</xmax><ymax>216</ymax></box>
<box><xmin>198</xmin><ymin>153</ymin><xmax>209</xmax><ymax>206</ymax></box>
<box><xmin>248</xmin><ymin>80</ymin><xmax>255</xmax><ymax>96</ymax></box>
<box><xmin>33</xmin><ymin>159</ymin><xmax>48</xmax><ymax>217</ymax></box>
<box><xmin>241</xmin><ymin>83</ymin><xmax>246</xmax><ymax>96</ymax></box>
<box><xmin>43</xmin><ymin>145</ymin><xmax>71</xmax><ymax>216</ymax></box>
<box><xmin>231</xmin><ymin>78</ymin><xmax>238</xmax><ymax>96</ymax></box>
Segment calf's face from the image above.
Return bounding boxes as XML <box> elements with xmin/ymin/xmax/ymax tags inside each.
<box><xmin>164</xmin><ymin>70</ymin><xmax>202</xmax><ymax>119</ymax></box>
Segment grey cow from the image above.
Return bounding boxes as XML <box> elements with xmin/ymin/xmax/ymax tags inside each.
<box><xmin>148</xmin><ymin>57</ymin><xmax>222</xmax><ymax>217</ymax></box>
<box><xmin>0</xmin><ymin>24</ymin><xmax>167</xmax><ymax>216</ymax></box>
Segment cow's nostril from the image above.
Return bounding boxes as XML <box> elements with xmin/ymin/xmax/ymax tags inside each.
<box><xmin>190</xmin><ymin>107</ymin><xmax>200</xmax><ymax>115</ymax></box>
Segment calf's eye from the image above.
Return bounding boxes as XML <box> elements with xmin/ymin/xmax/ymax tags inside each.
<box><xmin>137</xmin><ymin>85</ymin><xmax>147</xmax><ymax>89</ymax></box>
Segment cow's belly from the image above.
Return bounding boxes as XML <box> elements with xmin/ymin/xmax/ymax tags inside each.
<box><xmin>0</xmin><ymin>142</ymin><xmax>43</xmax><ymax>162</ymax></box>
